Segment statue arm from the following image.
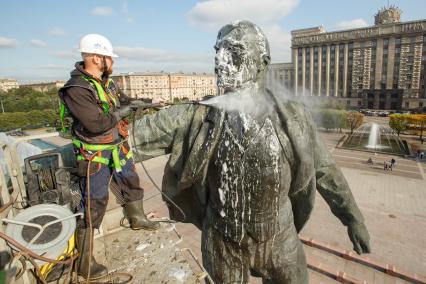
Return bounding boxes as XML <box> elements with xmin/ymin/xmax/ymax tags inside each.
<box><xmin>310</xmin><ymin>113</ymin><xmax>371</xmax><ymax>254</ymax></box>
<box><xmin>131</xmin><ymin>105</ymin><xmax>195</xmax><ymax>161</ymax></box>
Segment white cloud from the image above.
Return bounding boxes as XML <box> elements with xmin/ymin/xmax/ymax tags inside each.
<box><xmin>0</xmin><ymin>36</ymin><xmax>17</xmax><ymax>48</ymax></box>
<box><xmin>48</xmin><ymin>28</ymin><xmax>67</xmax><ymax>37</ymax></box>
<box><xmin>34</xmin><ymin>64</ymin><xmax>68</xmax><ymax>70</ymax></box>
<box><xmin>92</xmin><ymin>6</ymin><xmax>114</xmax><ymax>16</ymax></box>
<box><xmin>187</xmin><ymin>0</ymin><xmax>299</xmax><ymax>31</ymax></box>
<box><xmin>186</xmin><ymin>0</ymin><xmax>298</xmax><ymax>63</ymax></box>
<box><xmin>52</xmin><ymin>50</ymin><xmax>79</xmax><ymax>59</ymax></box>
<box><xmin>126</xmin><ymin>17</ymin><xmax>134</xmax><ymax>23</ymax></box>
<box><xmin>336</xmin><ymin>19</ymin><xmax>368</xmax><ymax>30</ymax></box>
<box><xmin>115</xmin><ymin>46</ymin><xmax>211</xmax><ymax>63</ymax></box>
<box><xmin>261</xmin><ymin>24</ymin><xmax>292</xmax><ymax>63</ymax></box>
<box><xmin>30</xmin><ymin>39</ymin><xmax>48</xmax><ymax>48</ymax></box>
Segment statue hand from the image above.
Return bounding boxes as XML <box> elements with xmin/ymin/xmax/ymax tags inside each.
<box><xmin>347</xmin><ymin>222</ymin><xmax>370</xmax><ymax>254</ymax></box>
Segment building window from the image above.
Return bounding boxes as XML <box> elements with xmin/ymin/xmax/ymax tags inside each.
<box><xmin>420</xmin><ymin>102</ymin><xmax>424</xmax><ymax>107</ymax></box>
<box><xmin>405</xmin><ymin>102</ymin><xmax>409</xmax><ymax>108</ymax></box>
<box><xmin>383</xmin><ymin>39</ymin><xmax>389</xmax><ymax>46</ymax></box>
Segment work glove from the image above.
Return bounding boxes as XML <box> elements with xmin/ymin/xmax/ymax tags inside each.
<box><xmin>347</xmin><ymin>222</ymin><xmax>371</xmax><ymax>254</ymax></box>
<box><xmin>113</xmin><ymin>105</ymin><xmax>132</xmax><ymax>121</ymax></box>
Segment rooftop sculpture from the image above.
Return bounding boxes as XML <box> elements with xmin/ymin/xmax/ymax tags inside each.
<box><xmin>132</xmin><ymin>20</ymin><xmax>370</xmax><ymax>283</ymax></box>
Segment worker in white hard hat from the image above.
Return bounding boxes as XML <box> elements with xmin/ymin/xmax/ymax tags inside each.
<box><xmin>58</xmin><ymin>33</ymin><xmax>160</xmax><ymax>280</ymax></box>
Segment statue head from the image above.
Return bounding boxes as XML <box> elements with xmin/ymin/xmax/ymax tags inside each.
<box><xmin>214</xmin><ymin>20</ymin><xmax>271</xmax><ymax>93</ymax></box>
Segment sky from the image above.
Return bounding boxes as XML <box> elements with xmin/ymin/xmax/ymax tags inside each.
<box><xmin>0</xmin><ymin>0</ymin><xmax>425</xmax><ymax>83</ymax></box>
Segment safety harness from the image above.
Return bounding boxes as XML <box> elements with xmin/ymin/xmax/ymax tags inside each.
<box><xmin>59</xmin><ymin>76</ymin><xmax>132</xmax><ymax>172</ymax></box>
<box><xmin>72</xmin><ymin>139</ymin><xmax>132</xmax><ymax>172</ymax></box>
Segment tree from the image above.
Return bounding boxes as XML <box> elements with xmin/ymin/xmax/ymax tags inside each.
<box><xmin>338</xmin><ymin>110</ymin><xmax>348</xmax><ymax>133</ymax></box>
<box><xmin>409</xmin><ymin>114</ymin><xmax>426</xmax><ymax>142</ymax></box>
<box><xmin>347</xmin><ymin>111</ymin><xmax>364</xmax><ymax>134</ymax></box>
<box><xmin>389</xmin><ymin>114</ymin><xmax>409</xmax><ymax>136</ymax></box>
<box><xmin>317</xmin><ymin>109</ymin><xmax>346</xmax><ymax>131</ymax></box>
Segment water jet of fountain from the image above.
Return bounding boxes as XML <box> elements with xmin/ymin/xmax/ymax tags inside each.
<box><xmin>367</xmin><ymin>123</ymin><xmax>379</xmax><ymax>149</ymax></box>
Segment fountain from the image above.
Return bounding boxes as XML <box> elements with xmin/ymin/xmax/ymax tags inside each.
<box><xmin>366</xmin><ymin>123</ymin><xmax>379</xmax><ymax>149</ymax></box>
<box><xmin>342</xmin><ymin>122</ymin><xmax>409</xmax><ymax>155</ymax></box>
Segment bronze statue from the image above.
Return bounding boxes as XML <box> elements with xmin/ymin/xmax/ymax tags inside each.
<box><xmin>132</xmin><ymin>20</ymin><xmax>370</xmax><ymax>284</ymax></box>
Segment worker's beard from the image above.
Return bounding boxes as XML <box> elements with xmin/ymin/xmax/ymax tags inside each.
<box><xmin>101</xmin><ymin>66</ymin><xmax>113</xmax><ymax>81</ymax></box>
<box><xmin>103</xmin><ymin>65</ymin><xmax>113</xmax><ymax>76</ymax></box>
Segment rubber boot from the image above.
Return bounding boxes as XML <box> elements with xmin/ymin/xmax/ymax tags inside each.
<box><xmin>76</xmin><ymin>228</ymin><xmax>108</xmax><ymax>279</ymax></box>
<box><xmin>124</xmin><ymin>199</ymin><xmax>160</xmax><ymax>230</ymax></box>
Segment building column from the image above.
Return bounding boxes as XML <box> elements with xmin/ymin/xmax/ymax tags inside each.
<box><xmin>318</xmin><ymin>46</ymin><xmax>322</xmax><ymax>96</ymax></box>
<box><xmin>310</xmin><ymin>46</ymin><xmax>314</xmax><ymax>95</ymax></box>
<box><xmin>386</xmin><ymin>38</ymin><xmax>396</xmax><ymax>89</ymax></box>
<box><xmin>334</xmin><ymin>46</ymin><xmax>339</xmax><ymax>97</ymax></box>
<box><xmin>326</xmin><ymin>45</ymin><xmax>331</xmax><ymax>97</ymax></box>
<box><xmin>302</xmin><ymin>48</ymin><xmax>306</xmax><ymax>96</ymax></box>
<box><xmin>343</xmin><ymin>43</ymin><xmax>349</xmax><ymax>97</ymax></box>
<box><xmin>293</xmin><ymin>48</ymin><xmax>298</xmax><ymax>96</ymax></box>
<box><xmin>374</xmin><ymin>38</ymin><xmax>384</xmax><ymax>90</ymax></box>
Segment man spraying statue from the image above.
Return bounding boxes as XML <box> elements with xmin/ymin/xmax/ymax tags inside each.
<box><xmin>132</xmin><ymin>20</ymin><xmax>370</xmax><ymax>283</ymax></box>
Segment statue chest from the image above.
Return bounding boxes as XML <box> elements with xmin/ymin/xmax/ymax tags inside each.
<box><xmin>207</xmin><ymin>112</ymin><xmax>292</xmax><ymax>221</ymax></box>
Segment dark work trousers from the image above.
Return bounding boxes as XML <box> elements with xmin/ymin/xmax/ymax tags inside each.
<box><xmin>77</xmin><ymin>149</ymin><xmax>144</xmax><ymax>229</ymax></box>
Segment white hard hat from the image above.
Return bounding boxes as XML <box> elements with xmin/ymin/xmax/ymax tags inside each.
<box><xmin>78</xmin><ymin>33</ymin><xmax>118</xmax><ymax>58</ymax></box>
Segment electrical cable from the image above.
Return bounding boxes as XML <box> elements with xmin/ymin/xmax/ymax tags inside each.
<box><xmin>83</xmin><ymin>143</ymin><xmax>133</xmax><ymax>283</ymax></box>
<box><xmin>0</xmin><ymin>231</ymin><xmax>73</xmax><ymax>265</ymax></box>
<box><xmin>131</xmin><ymin>106</ymin><xmax>186</xmax><ymax>222</ymax></box>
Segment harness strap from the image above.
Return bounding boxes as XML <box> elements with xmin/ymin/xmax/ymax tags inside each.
<box><xmin>72</xmin><ymin>139</ymin><xmax>133</xmax><ymax>172</ymax></box>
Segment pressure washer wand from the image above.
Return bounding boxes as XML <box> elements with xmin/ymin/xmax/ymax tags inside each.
<box><xmin>129</xmin><ymin>101</ymin><xmax>164</xmax><ymax>111</ymax></box>
<box><xmin>130</xmin><ymin>101</ymin><xmax>200</xmax><ymax>112</ymax></box>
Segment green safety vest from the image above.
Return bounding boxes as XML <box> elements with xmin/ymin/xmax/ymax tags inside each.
<box><xmin>59</xmin><ymin>76</ymin><xmax>116</xmax><ymax>132</ymax></box>
<box><xmin>59</xmin><ymin>76</ymin><xmax>132</xmax><ymax>172</ymax></box>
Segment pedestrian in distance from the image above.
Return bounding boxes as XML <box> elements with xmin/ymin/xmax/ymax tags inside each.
<box><xmin>390</xmin><ymin>158</ymin><xmax>396</xmax><ymax>169</ymax></box>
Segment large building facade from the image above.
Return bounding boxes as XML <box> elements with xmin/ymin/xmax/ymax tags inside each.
<box><xmin>0</xmin><ymin>79</ymin><xmax>19</xmax><ymax>92</ymax></box>
<box><xmin>267</xmin><ymin>63</ymin><xmax>293</xmax><ymax>90</ymax></box>
<box><xmin>291</xmin><ymin>7</ymin><xmax>426</xmax><ymax>110</ymax></box>
<box><xmin>112</xmin><ymin>72</ymin><xmax>217</xmax><ymax>101</ymax></box>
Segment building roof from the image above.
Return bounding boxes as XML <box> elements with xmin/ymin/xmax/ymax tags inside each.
<box><xmin>292</xmin><ymin>18</ymin><xmax>426</xmax><ymax>47</ymax></box>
